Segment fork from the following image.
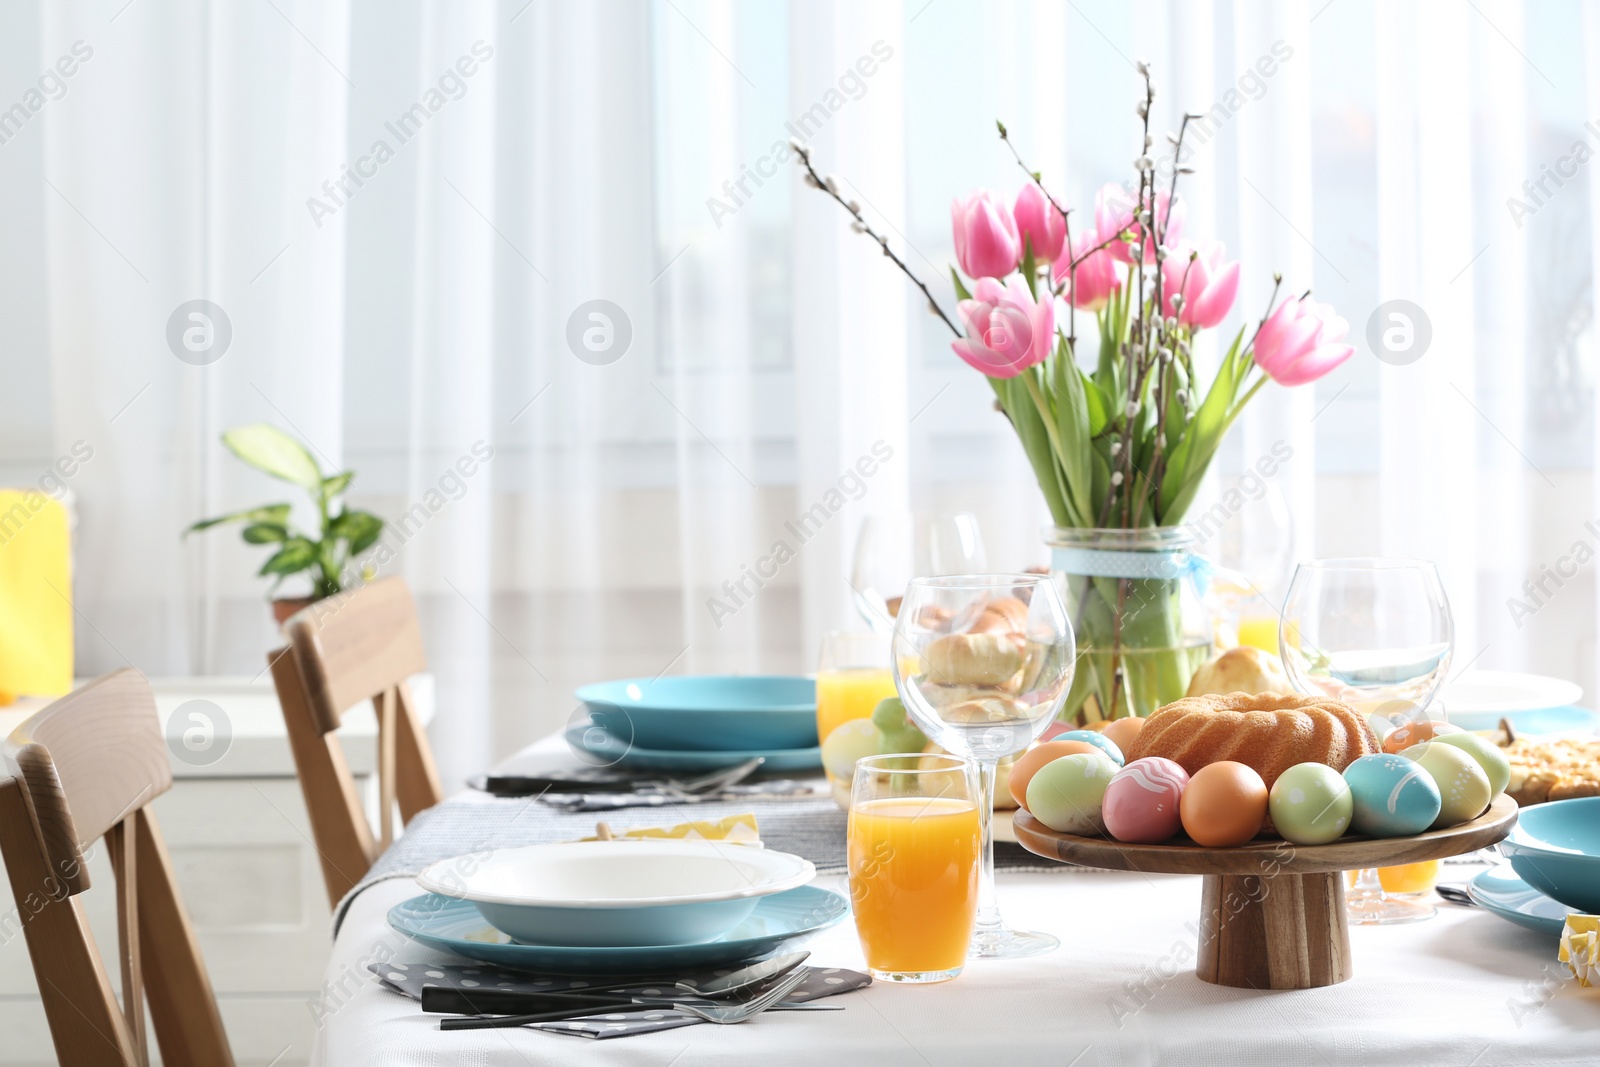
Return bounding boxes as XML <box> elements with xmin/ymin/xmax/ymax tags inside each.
<box><xmin>674</xmin><ymin>966</ymin><xmax>810</xmax><ymax>1025</ymax></box>
<box><xmin>435</xmin><ymin>967</ymin><xmax>817</xmax><ymax>1031</ymax></box>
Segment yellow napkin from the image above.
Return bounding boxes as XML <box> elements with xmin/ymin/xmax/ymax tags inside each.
<box><xmin>1561</xmin><ymin>915</ymin><xmax>1600</xmax><ymax>988</ymax></box>
<box><xmin>0</xmin><ymin>491</ymin><xmax>73</xmax><ymax>699</ymax></box>
<box><xmin>580</xmin><ymin>813</ymin><xmax>761</xmax><ymax>846</ymax></box>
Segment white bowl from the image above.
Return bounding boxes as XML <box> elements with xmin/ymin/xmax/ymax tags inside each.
<box><xmin>416</xmin><ymin>840</ymin><xmax>816</xmax><ymax>947</ymax></box>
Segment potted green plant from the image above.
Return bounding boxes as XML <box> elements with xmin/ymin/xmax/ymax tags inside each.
<box><xmin>186</xmin><ymin>424</ymin><xmax>385</xmax><ymax>624</ymax></box>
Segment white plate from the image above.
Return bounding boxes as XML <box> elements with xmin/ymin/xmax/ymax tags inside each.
<box><xmin>1440</xmin><ymin>670</ymin><xmax>1582</xmax><ymax>716</ymax></box>
<box><xmin>419</xmin><ymin>839</ymin><xmax>814</xmax><ymax>909</ymax></box>
<box><xmin>416</xmin><ymin>840</ymin><xmax>816</xmax><ymax>947</ymax></box>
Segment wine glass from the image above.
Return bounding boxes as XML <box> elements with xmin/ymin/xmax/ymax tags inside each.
<box><xmin>893</xmin><ymin>573</ymin><xmax>1075</xmax><ymax>959</ymax></box>
<box><xmin>1279</xmin><ymin>558</ymin><xmax>1454</xmax><ymax>925</ymax></box>
<box><xmin>851</xmin><ymin>512</ymin><xmax>987</xmax><ymax>633</ymax></box>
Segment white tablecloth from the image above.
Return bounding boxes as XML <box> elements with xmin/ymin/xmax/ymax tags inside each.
<box><xmin>311</xmin><ymin>739</ymin><xmax>1598</xmax><ymax>1066</ymax></box>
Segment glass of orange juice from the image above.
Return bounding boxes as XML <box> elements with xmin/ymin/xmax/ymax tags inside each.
<box><xmin>848</xmin><ymin>754</ymin><xmax>980</xmax><ymax>983</ymax></box>
<box><xmin>1346</xmin><ymin>860</ymin><xmax>1441</xmax><ymax>897</ymax></box>
<box><xmin>817</xmin><ymin>632</ymin><xmax>897</xmax><ymax>772</ymax></box>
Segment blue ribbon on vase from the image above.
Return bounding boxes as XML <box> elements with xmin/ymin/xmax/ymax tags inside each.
<box><xmin>1050</xmin><ymin>545</ymin><xmax>1215</xmax><ymax>595</ymax></box>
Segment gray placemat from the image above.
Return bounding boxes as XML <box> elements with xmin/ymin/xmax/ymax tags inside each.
<box><xmin>335</xmin><ymin>792</ymin><xmax>1070</xmax><ymax>932</ymax></box>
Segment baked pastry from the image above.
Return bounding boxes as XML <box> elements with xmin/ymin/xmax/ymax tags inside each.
<box><xmin>1501</xmin><ymin>735</ymin><xmax>1600</xmax><ymax>805</ymax></box>
<box><xmin>1125</xmin><ymin>691</ymin><xmax>1379</xmax><ymax>791</ymax></box>
<box><xmin>924</xmin><ymin>632</ymin><xmax>1023</xmax><ymax>687</ymax></box>
<box><xmin>1186</xmin><ymin>646</ymin><xmax>1294</xmax><ymax>698</ymax></box>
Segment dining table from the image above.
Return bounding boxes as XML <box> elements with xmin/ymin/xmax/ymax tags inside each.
<box><xmin>312</xmin><ymin>731</ymin><xmax>1598</xmax><ymax>1066</ymax></box>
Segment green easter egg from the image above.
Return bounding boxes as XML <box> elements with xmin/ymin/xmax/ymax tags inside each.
<box><xmin>1268</xmin><ymin>762</ymin><xmax>1353</xmax><ymax>845</ymax></box>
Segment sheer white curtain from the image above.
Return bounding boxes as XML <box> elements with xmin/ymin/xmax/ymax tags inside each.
<box><xmin>5</xmin><ymin>0</ymin><xmax>1599</xmax><ymax>791</ymax></box>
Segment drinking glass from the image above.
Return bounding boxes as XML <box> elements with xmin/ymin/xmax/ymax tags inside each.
<box><xmin>816</xmin><ymin>631</ymin><xmax>898</xmax><ymax>793</ymax></box>
<box><xmin>1280</xmin><ymin>557</ymin><xmax>1454</xmax><ymax>925</ymax></box>
<box><xmin>850</xmin><ymin>512</ymin><xmax>987</xmax><ymax>633</ymax></box>
<box><xmin>848</xmin><ymin>754</ymin><xmax>981</xmax><ymax>983</ymax></box>
<box><xmin>893</xmin><ymin>573</ymin><xmax>1075</xmax><ymax>959</ymax></box>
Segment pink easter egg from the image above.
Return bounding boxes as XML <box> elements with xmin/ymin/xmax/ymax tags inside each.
<box><xmin>1103</xmin><ymin>757</ymin><xmax>1190</xmax><ymax>844</ymax></box>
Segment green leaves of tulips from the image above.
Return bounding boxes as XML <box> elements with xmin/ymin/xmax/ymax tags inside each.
<box><xmin>185</xmin><ymin>423</ymin><xmax>385</xmax><ymax>601</ymax></box>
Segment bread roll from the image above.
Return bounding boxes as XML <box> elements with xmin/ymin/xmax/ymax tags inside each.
<box><xmin>1186</xmin><ymin>646</ymin><xmax>1294</xmax><ymax>698</ymax></box>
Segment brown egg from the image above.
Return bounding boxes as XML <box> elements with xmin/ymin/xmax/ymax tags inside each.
<box><xmin>1381</xmin><ymin>719</ymin><xmax>1461</xmax><ymax>754</ymax></box>
<box><xmin>1179</xmin><ymin>761</ymin><xmax>1268</xmax><ymax>847</ymax></box>
<box><xmin>1101</xmin><ymin>716</ymin><xmax>1146</xmax><ymax>754</ymax></box>
<box><xmin>1010</xmin><ymin>740</ymin><xmax>1102</xmax><ymax>807</ymax></box>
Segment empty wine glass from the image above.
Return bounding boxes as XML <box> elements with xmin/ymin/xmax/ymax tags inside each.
<box><xmin>893</xmin><ymin>573</ymin><xmax>1075</xmax><ymax>959</ymax></box>
<box><xmin>851</xmin><ymin>512</ymin><xmax>987</xmax><ymax>633</ymax></box>
<box><xmin>1280</xmin><ymin>557</ymin><xmax>1454</xmax><ymax>925</ymax></box>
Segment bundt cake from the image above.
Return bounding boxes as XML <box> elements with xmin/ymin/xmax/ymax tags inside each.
<box><xmin>1125</xmin><ymin>691</ymin><xmax>1379</xmax><ymax>791</ymax></box>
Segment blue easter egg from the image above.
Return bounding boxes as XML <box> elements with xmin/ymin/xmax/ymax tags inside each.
<box><xmin>1342</xmin><ymin>753</ymin><xmax>1442</xmax><ymax>838</ymax></box>
<box><xmin>1055</xmin><ymin>729</ymin><xmax>1124</xmax><ymax>766</ymax></box>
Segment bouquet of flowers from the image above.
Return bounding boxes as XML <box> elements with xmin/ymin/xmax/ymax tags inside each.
<box><xmin>795</xmin><ymin>63</ymin><xmax>1353</xmax><ymax>721</ymax></box>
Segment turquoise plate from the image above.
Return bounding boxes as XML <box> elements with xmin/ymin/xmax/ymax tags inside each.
<box><xmin>565</xmin><ymin>722</ymin><xmax>822</xmax><ymax>772</ymax></box>
<box><xmin>1448</xmin><ymin>704</ymin><xmax>1600</xmax><ymax>734</ymax></box>
<box><xmin>388</xmin><ymin>885</ymin><xmax>849</xmax><ymax>975</ymax></box>
<box><xmin>1467</xmin><ymin>868</ymin><xmax>1570</xmax><ymax>940</ymax></box>
<box><xmin>578</xmin><ymin>675</ymin><xmax>817</xmax><ymax>751</ymax></box>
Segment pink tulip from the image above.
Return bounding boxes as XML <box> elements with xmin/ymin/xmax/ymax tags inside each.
<box><xmin>1161</xmin><ymin>242</ymin><xmax>1240</xmax><ymax>329</ymax></box>
<box><xmin>1252</xmin><ymin>296</ymin><xmax>1355</xmax><ymax>386</ymax></box>
<box><xmin>1095</xmin><ymin>183</ymin><xmax>1185</xmax><ymax>264</ymax></box>
<box><xmin>951</xmin><ymin>276</ymin><xmax>1057</xmax><ymax>379</ymax></box>
<box><xmin>1052</xmin><ymin>228</ymin><xmax>1123</xmax><ymax>311</ymax></box>
<box><xmin>951</xmin><ymin>190</ymin><xmax>1022</xmax><ymax>279</ymax></box>
<box><xmin>1012</xmin><ymin>183</ymin><xmax>1065</xmax><ymax>262</ymax></box>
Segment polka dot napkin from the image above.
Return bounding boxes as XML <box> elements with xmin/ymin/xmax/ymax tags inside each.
<box><xmin>371</xmin><ymin>961</ymin><xmax>871</xmax><ymax>1039</ymax></box>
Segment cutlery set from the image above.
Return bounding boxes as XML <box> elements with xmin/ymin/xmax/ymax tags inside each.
<box><xmin>423</xmin><ymin>952</ymin><xmax>837</xmax><ymax>1029</ymax></box>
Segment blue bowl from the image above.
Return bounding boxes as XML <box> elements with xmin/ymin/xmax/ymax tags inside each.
<box><xmin>1501</xmin><ymin>796</ymin><xmax>1600</xmax><ymax>913</ymax></box>
<box><xmin>578</xmin><ymin>675</ymin><xmax>817</xmax><ymax>752</ymax></box>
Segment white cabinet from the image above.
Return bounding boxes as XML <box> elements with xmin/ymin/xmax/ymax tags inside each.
<box><xmin>0</xmin><ymin>676</ymin><xmax>433</xmax><ymax>1067</ymax></box>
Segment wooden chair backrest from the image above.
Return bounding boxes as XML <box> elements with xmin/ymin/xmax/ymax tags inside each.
<box><xmin>0</xmin><ymin>669</ymin><xmax>234</xmax><ymax>1067</ymax></box>
<box><xmin>271</xmin><ymin>576</ymin><xmax>442</xmax><ymax>908</ymax></box>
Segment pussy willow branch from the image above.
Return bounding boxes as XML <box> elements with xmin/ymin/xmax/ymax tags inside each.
<box><xmin>791</xmin><ymin>142</ymin><xmax>963</xmax><ymax>339</ymax></box>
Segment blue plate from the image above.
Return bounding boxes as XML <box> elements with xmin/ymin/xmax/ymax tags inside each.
<box><xmin>565</xmin><ymin>722</ymin><xmax>822</xmax><ymax>772</ymax></box>
<box><xmin>578</xmin><ymin>675</ymin><xmax>818</xmax><ymax>751</ymax></box>
<box><xmin>1501</xmin><ymin>795</ymin><xmax>1600</xmax><ymax>913</ymax></box>
<box><xmin>1467</xmin><ymin>867</ymin><xmax>1571</xmax><ymax>940</ymax></box>
<box><xmin>1447</xmin><ymin>705</ymin><xmax>1600</xmax><ymax>734</ymax></box>
<box><xmin>388</xmin><ymin>885</ymin><xmax>849</xmax><ymax>975</ymax></box>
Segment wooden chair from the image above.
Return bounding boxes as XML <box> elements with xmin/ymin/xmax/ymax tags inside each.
<box><xmin>269</xmin><ymin>576</ymin><xmax>442</xmax><ymax>908</ymax></box>
<box><xmin>0</xmin><ymin>669</ymin><xmax>234</xmax><ymax>1067</ymax></box>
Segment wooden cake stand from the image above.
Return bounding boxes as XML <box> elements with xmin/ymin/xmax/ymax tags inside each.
<box><xmin>1013</xmin><ymin>794</ymin><xmax>1518</xmax><ymax>990</ymax></box>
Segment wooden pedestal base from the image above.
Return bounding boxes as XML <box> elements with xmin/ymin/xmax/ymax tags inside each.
<box><xmin>1196</xmin><ymin>872</ymin><xmax>1352</xmax><ymax>989</ymax></box>
<box><xmin>1011</xmin><ymin>795</ymin><xmax>1519</xmax><ymax>993</ymax></box>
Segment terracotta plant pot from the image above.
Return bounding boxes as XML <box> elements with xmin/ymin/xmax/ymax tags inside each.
<box><xmin>272</xmin><ymin>597</ymin><xmax>315</xmax><ymax>627</ymax></box>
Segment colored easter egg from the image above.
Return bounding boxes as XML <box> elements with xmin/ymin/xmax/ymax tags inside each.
<box><xmin>1009</xmin><ymin>740</ymin><xmax>1104</xmax><ymax>806</ymax></box>
<box><xmin>1400</xmin><ymin>742</ymin><xmax>1492</xmax><ymax>829</ymax></box>
<box><xmin>1101</xmin><ymin>716</ymin><xmax>1146</xmax><ymax>754</ymax></box>
<box><xmin>1381</xmin><ymin>719</ymin><xmax>1461</xmax><ymax>755</ymax></box>
<box><xmin>1039</xmin><ymin>721</ymin><xmax>1073</xmax><ymax>742</ymax></box>
<box><xmin>1103</xmin><ymin>757</ymin><xmax>1189</xmax><ymax>844</ymax></box>
<box><xmin>1025</xmin><ymin>752</ymin><xmax>1118</xmax><ymax>835</ymax></box>
<box><xmin>1052</xmin><ymin>729</ymin><xmax>1124</xmax><ymax>766</ymax></box>
<box><xmin>1429</xmin><ymin>732</ymin><xmax>1511</xmax><ymax>798</ymax></box>
<box><xmin>1180</xmin><ymin>761</ymin><xmax>1268</xmax><ymax>848</ymax></box>
<box><xmin>1268</xmin><ymin>762</ymin><xmax>1353</xmax><ymax>845</ymax></box>
<box><xmin>1343</xmin><ymin>753</ymin><xmax>1441</xmax><ymax>837</ymax></box>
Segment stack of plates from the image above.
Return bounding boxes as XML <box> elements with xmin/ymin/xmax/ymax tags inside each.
<box><xmin>392</xmin><ymin>839</ymin><xmax>846</xmax><ymax>974</ymax></box>
<box><xmin>1440</xmin><ymin>670</ymin><xmax>1593</xmax><ymax>732</ymax></box>
<box><xmin>568</xmin><ymin>675</ymin><xmax>822</xmax><ymax>771</ymax></box>
<box><xmin>1470</xmin><ymin>797</ymin><xmax>1600</xmax><ymax>940</ymax></box>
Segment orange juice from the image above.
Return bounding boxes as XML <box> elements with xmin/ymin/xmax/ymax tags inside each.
<box><xmin>848</xmin><ymin>796</ymin><xmax>980</xmax><ymax>975</ymax></box>
<box><xmin>816</xmin><ymin>667</ymin><xmax>898</xmax><ymax>744</ymax></box>
<box><xmin>1238</xmin><ymin>615</ymin><xmax>1284</xmax><ymax>655</ymax></box>
<box><xmin>1347</xmin><ymin>860</ymin><xmax>1440</xmax><ymax>897</ymax></box>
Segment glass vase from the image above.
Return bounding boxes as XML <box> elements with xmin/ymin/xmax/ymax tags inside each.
<box><xmin>1046</xmin><ymin>526</ymin><xmax>1213</xmax><ymax>723</ymax></box>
